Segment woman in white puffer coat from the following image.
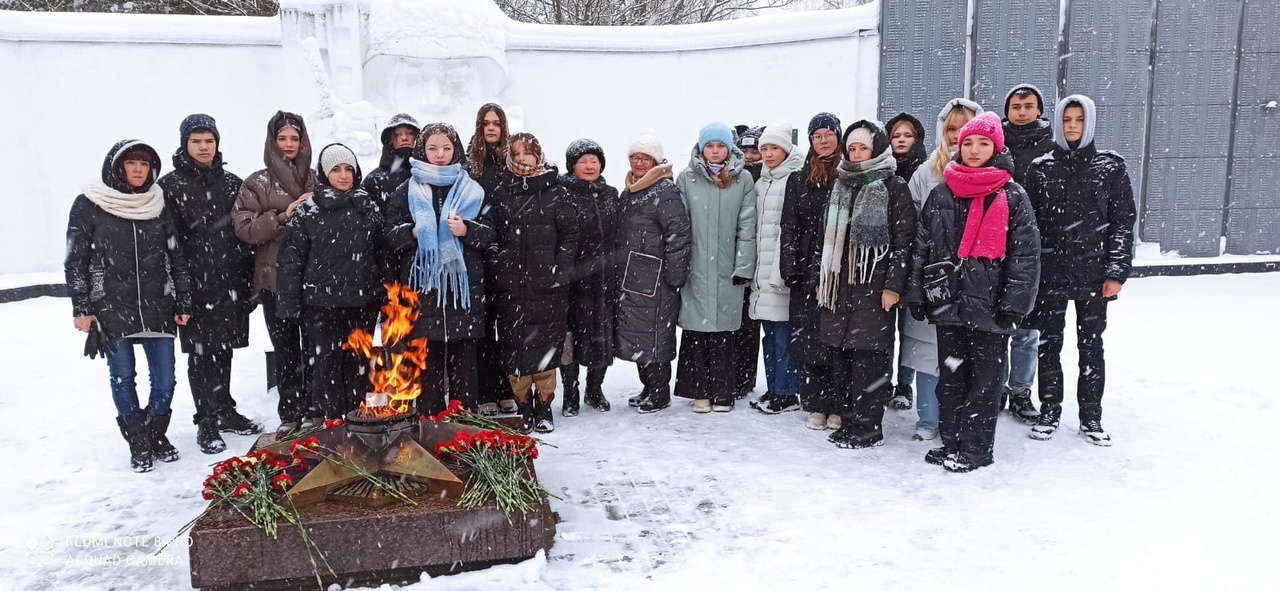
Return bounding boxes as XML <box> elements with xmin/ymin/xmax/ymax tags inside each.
<box><xmin>748</xmin><ymin>121</ymin><xmax>808</xmax><ymax>414</ymax></box>
<box><xmin>898</xmin><ymin>98</ymin><xmax>983</xmax><ymax>440</ymax></box>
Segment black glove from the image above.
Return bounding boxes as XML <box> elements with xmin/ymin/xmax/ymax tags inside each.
<box><xmin>732</xmin><ymin>276</ymin><xmax>750</xmax><ymax>286</ymax></box>
<box><xmin>83</xmin><ymin>320</ymin><xmax>116</xmax><ymax>359</ymax></box>
<box><xmin>995</xmin><ymin>311</ymin><xmax>1022</xmax><ymax>330</ymax></box>
<box><xmin>909</xmin><ymin>304</ymin><xmax>927</xmax><ymax>322</ymax></box>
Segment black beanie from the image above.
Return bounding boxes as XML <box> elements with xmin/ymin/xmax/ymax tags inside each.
<box><xmin>180</xmin><ymin>113</ymin><xmax>220</xmax><ymax>146</ymax></box>
<box><xmin>808</xmin><ymin>112</ymin><xmax>842</xmax><ymax>139</ymax></box>
<box><xmin>565</xmin><ymin>138</ymin><xmax>606</xmax><ymax>173</ymax></box>
<box><xmin>735</xmin><ymin>126</ymin><xmax>763</xmax><ymax>150</ymax></box>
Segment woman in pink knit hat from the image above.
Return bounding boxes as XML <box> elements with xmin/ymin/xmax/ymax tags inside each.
<box><xmin>905</xmin><ymin>111</ymin><xmax>1042</xmax><ymax>473</ymax></box>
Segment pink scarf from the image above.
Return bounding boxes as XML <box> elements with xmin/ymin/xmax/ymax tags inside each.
<box><xmin>943</xmin><ymin>161</ymin><xmax>1011</xmax><ymax>260</ymax></box>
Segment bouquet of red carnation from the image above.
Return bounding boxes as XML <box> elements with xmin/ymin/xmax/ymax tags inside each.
<box><xmin>434</xmin><ymin>429</ymin><xmax>550</xmax><ymax>520</ymax></box>
<box><xmin>426</xmin><ymin>400</ymin><xmax>555</xmax><ymax>448</ymax></box>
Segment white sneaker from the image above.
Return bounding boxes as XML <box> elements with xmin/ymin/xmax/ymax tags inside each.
<box><xmin>1078</xmin><ymin>421</ymin><xmax>1113</xmax><ymax>447</ymax></box>
<box><xmin>693</xmin><ymin>399</ymin><xmax>712</xmax><ymax>414</ymax></box>
<box><xmin>807</xmin><ymin>413</ymin><xmax>826</xmax><ymax>430</ymax></box>
<box><xmin>826</xmin><ymin>415</ymin><xmax>842</xmax><ymax>430</ymax></box>
<box><xmin>1029</xmin><ymin>421</ymin><xmax>1058</xmax><ymax>441</ymax></box>
<box><xmin>913</xmin><ymin>427</ymin><xmax>938</xmax><ymax>441</ymax></box>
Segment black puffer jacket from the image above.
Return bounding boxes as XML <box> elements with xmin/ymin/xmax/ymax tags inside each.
<box><xmin>1023</xmin><ymin>142</ymin><xmax>1136</xmax><ymax>301</ymax></box>
<box><xmin>1004</xmin><ymin>119</ymin><xmax>1055</xmax><ymax>187</ymax></box>
<box><xmin>276</xmin><ymin>152</ymin><xmax>384</xmax><ymax>318</ymax></box>
<box><xmin>612</xmin><ymin>167</ymin><xmax>692</xmax><ymax>365</ymax></box>
<box><xmin>778</xmin><ymin>158</ymin><xmax>837</xmax><ymax>365</ymax></box>
<box><xmin>488</xmin><ymin>166</ymin><xmax>580</xmax><ymax>375</ymax></box>
<box><xmin>362</xmin><ymin>113</ymin><xmax>420</xmax><ymax>212</ymax></box>
<box><xmin>817</xmin><ymin>156</ymin><xmax>917</xmax><ymax>350</ymax></box>
<box><xmin>65</xmin><ymin>140</ymin><xmax>193</xmax><ymax>342</ymax></box>
<box><xmin>384</xmin><ymin>164</ymin><xmax>496</xmax><ymax>341</ymax></box>
<box><xmin>158</xmin><ymin>149</ymin><xmax>255</xmax><ymax>352</ymax></box>
<box><xmin>560</xmin><ymin>174</ymin><xmax>621</xmax><ymax>367</ymax></box>
<box><xmin>906</xmin><ymin>151</ymin><xmax>1041</xmax><ymax>335</ymax></box>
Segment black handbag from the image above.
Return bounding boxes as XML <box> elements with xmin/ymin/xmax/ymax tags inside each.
<box><xmin>922</xmin><ymin>259</ymin><xmax>960</xmax><ymax>306</ymax></box>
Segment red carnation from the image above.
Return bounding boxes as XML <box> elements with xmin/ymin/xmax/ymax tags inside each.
<box><xmin>302</xmin><ymin>436</ymin><xmax>321</xmax><ymax>450</ymax></box>
<box><xmin>201</xmin><ymin>488</ymin><xmax>215</xmax><ymax>501</ymax></box>
<box><xmin>233</xmin><ymin>483</ymin><xmax>251</xmax><ymax>498</ymax></box>
<box><xmin>272</xmin><ymin>473</ymin><xmax>294</xmax><ymax>491</ymax></box>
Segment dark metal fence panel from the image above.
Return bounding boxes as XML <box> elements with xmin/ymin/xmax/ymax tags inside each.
<box><xmin>971</xmin><ymin>0</ymin><xmax>1060</xmax><ymax>117</ymax></box>
<box><xmin>878</xmin><ymin>0</ymin><xmax>968</xmax><ymax>130</ymax></box>
<box><xmin>1143</xmin><ymin>0</ymin><xmax>1243</xmax><ymax>256</ymax></box>
<box><xmin>1063</xmin><ymin>0</ymin><xmax>1153</xmax><ymax>234</ymax></box>
<box><xmin>1226</xmin><ymin>0</ymin><xmax>1280</xmax><ymax>254</ymax></box>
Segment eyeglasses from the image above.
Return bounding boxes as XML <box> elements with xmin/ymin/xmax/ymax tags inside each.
<box><xmin>629</xmin><ymin>155</ymin><xmax>654</xmax><ymax>163</ymax></box>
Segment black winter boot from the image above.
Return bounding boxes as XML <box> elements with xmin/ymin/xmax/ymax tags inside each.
<box><xmin>924</xmin><ymin>446</ymin><xmax>955</xmax><ymax>466</ymax></box>
<box><xmin>517</xmin><ymin>399</ymin><xmax>536</xmax><ymax>434</ymax></box>
<box><xmin>560</xmin><ymin>365</ymin><xmax>581</xmax><ymax>418</ymax></box>
<box><xmin>1006</xmin><ymin>387</ymin><xmax>1040</xmax><ymax>424</ymax></box>
<box><xmin>117</xmin><ymin>415</ymin><xmax>153</xmax><ymax>473</ymax></box>
<box><xmin>146</xmin><ymin>412</ymin><xmax>180</xmax><ymax>463</ymax></box>
<box><xmin>583</xmin><ymin>367</ymin><xmax>610</xmax><ymax>412</ymax></box>
<box><xmin>534</xmin><ymin>396</ymin><xmax>556</xmax><ymax>433</ymax></box>
<box><xmin>888</xmin><ymin>383</ymin><xmax>914</xmax><ymax>410</ymax></box>
<box><xmin>197</xmin><ymin>418</ymin><xmax>227</xmax><ymax>455</ymax></box>
<box><xmin>217</xmin><ymin>408</ymin><xmax>264</xmax><ymax>436</ymax></box>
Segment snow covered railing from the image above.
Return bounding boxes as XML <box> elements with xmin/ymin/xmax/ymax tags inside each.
<box><xmin>504</xmin><ymin>4</ymin><xmax>878</xmax><ymax>52</ymax></box>
<box><xmin>0</xmin><ymin>10</ymin><xmax>281</xmax><ymax>45</ymax></box>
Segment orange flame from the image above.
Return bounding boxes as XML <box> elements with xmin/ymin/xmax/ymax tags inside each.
<box><xmin>343</xmin><ymin>283</ymin><xmax>428</xmax><ymax>419</ymax></box>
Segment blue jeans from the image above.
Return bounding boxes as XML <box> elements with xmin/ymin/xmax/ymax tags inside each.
<box><xmin>1004</xmin><ymin>328</ymin><xmax>1039</xmax><ymax>391</ymax></box>
<box><xmin>106</xmin><ymin>336</ymin><xmax>176</xmax><ymax>419</ymax></box>
<box><xmin>915</xmin><ymin>371</ymin><xmax>940</xmax><ymax>431</ymax></box>
<box><xmin>760</xmin><ymin>321</ymin><xmax>798</xmax><ymax>396</ymax></box>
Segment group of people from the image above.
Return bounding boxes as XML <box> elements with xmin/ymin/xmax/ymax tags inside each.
<box><xmin>66</xmin><ymin>83</ymin><xmax>1135</xmax><ymax>474</ymax></box>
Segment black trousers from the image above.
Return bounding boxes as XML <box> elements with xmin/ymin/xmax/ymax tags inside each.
<box><xmin>798</xmin><ymin>361</ymin><xmax>839</xmax><ymax>414</ymax></box>
<box><xmin>733</xmin><ymin>288</ymin><xmax>760</xmax><ymax>394</ymax></box>
<box><xmin>936</xmin><ymin>326</ymin><xmax>1010</xmax><ymax>461</ymax></box>
<box><xmin>637</xmin><ymin>361</ymin><xmax>672</xmax><ymax>402</ymax></box>
<box><xmin>421</xmin><ymin>339</ymin><xmax>479</xmax><ymax>416</ymax></box>
<box><xmin>1032</xmin><ymin>298</ymin><xmax>1109</xmax><ymax>424</ymax></box>
<box><xmin>476</xmin><ymin>309</ymin><xmax>509</xmax><ymax>405</ymax></box>
<box><xmin>674</xmin><ymin>331</ymin><xmax>736</xmax><ymax>404</ymax></box>
<box><xmin>561</xmin><ymin>362</ymin><xmax>607</xmax><ymax>390</ymax></box>
<box><xmin>831</xmin><ymin>349</ymin><xmax>891</xmax><ymax>442</ymax></box>
<box><xmin>189</xmin><ymin>348</ymin><xmax>234</xmax><ymax>424</ymax></box>
<box><xmin>261</xmin><ymin>292</ymin><xmax>311</xmax><ymax>423</ymax></box>
<box><xmin>303</xmin><ymin>306</ymin><xmax>378</xmax><ymax>420</ymax></box>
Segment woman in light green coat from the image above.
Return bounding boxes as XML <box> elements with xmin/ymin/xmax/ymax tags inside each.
<box><xmin>673</xmin><ymin>122</ymin><xmax>758</xmax><ymax>413</ymax></box>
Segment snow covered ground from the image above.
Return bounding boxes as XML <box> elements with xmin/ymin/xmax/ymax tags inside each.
<box><xmin>2</xmin><ymin>272</ymin><xmax>1275</xmax><ymax>590</ymax></box>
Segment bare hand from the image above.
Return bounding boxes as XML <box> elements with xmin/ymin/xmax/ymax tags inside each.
<box><xmin>175</xmin><ymin>315</ymin><xmax>191</xmax><ymax>326</ymax></box>
<box><xmin>882</xmin><ymin>290</ymin><xmax>900</xmax><ymax>312</ymax></box>
<box><xmin>283</xmin><ymin>195</ymin><xmax>310</xmax><ymax>220</ymax></box>
<box><xmin>412</xmin><ymin>226</ymin><xmax>418</xmax><ymax>238</ymax></box>
<box><xmin>1102</xmin><ymin>279</ymin><xmax>1123</xmax><ymax>299</ymax></box>
<box><xmin>74</xmin><ymin>315</ymin><xmax>97</xmax><ymax>333</ymax></box>
<box><xmin>448</xmin><ymin>214</ymin><xmax>468</xmax><ymax>237</ymax></box>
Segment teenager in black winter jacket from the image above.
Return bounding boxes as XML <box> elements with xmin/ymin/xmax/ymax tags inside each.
<box><xmin>488</xmin><ymin>133</ymin><xmax>579</xmax><ymax>433</ymax></box>
<box><xmin>907</xmin><ymin>112</ymin><xmax>1041</xmax><ymax>473</ymax></box>
<box><xmin>362</xmin><ymin>113</ymin><xmax>421</xmax><ymax>286</ymax></box>
<box><xmin>884</xmin><ymin>112</ymin><xmax>929</xmax><ymax>412</ymax></box>
<box><xmin>558</xmin><ymin>139</ymin><xmax>620</xmax><ymax>416</ymax></box>
<box><xmin>384</xmin><ymin>123</ymin><xmax>496</xmax><ymax>415</ymax></box>
<box><xmin>779</xmin><ymin>112</ymin><xmax>844</xmax><ymax>431</ymax></box>
<box><xmin>66</xmin><ymin>140</ymin><xmax>193</xmax><ymax>473</ymax></box>
<box><xmin>819</xmin><ymin>121</ymin><xmax>918</xmax><ymax>450</ymax></box>
<box><xmin>158</xmin><ymin>114</ymin><xmax>262</xmax><ymax>455</ymax></box>
<box><xmin>731</xmin><ymin>125</ymin><xmax>763</xmax><ymax>399</ymax></box>
<box><xmin>276</xmin><ymin>144</ymin><xmax>384</xmax><ymax>421</ymax></box>
<box><xmin>1000</xmin><ymin>84</ymin><xmax>1057</xmax><ymax>424</ymax></box>
<box><xmin>467</xmin><ymin>103</ymin><xmax>516</xmax><ymax>416</ymax></box>
<box><xmin>1022</xmin><ymin>94</ymin><xmax>1136</xmax><ymax>446</ymax></box>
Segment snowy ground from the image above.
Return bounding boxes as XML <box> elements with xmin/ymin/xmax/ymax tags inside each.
<box><xmin>2</xmin><ymin>273</ymin><xmax>1276</xmax><ymax>590</ymax></box>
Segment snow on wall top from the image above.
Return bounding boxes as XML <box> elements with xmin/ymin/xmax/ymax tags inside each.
<box><xmin>0</xmin><ymin>10</ymin><xmax>280</xmax><ymax>45</ymax></box>
<box><xmin>502</xmin><ymin>3</ymin><xmax>879</xmax><ymax>52</ymax></box>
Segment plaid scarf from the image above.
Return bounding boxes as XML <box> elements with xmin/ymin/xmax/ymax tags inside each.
<box><xmin>818</xmin><ymin>149</ymin><xmax>897</xmax><ymax>309</ymax></box>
